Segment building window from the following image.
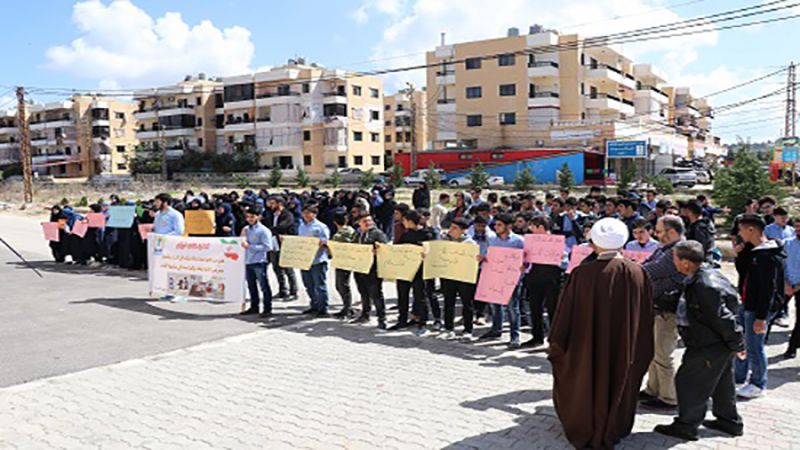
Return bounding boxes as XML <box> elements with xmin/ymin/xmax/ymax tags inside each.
<box><xmin>304</xmin><ymin>155</ymin><xmax>312</xmax><ymax>166</ymax></box>
<box><xmin>466</xmin><ymin>57</ymin><xmax>482</xmax><ymax>70</ymax></box>
<box><xmin>302</xmin><ymin>82</ymin><xmax>310</xmax><ymax>94</ymax></box>
<box><xmin>385</xmin><ymin>134</ymin><xmax>392</xmax><ymax>142</ymax></box>
<box><xmin>498</xmin><ymin>54</ymin><xmax>516</xmax><ymax>66</ymax></box>
<box><xmin>228</xmin><ymin>136</ymin><xmax>234</xmax><ymax>144</ymax></box>
<box><xmin>352</xmin><ymin>85</ymin><xmax>362</xmax><ymax>96</ymax></box>
<box><xmin>370</xmin><ymin>88</ymin><xmax>379</xmax><ymax>98</ymax></box>
<box><xmin>384</xmin><ymin>120</ymin><xmax>391</xmax><ymax>126</ymax></box>
<box><xmin>371</xmin><ymin>156</ymin><xmax>380</xmax><ymax>165</ymax></box>
<box><xmin>396</xmin><ymin>132</ymin><xmax>403</xmax><ymax>142</ymax></box>
<box><xmin>196</xmin><ymin>117</ymin><xmax>203</xmax><ymax>127</ymax></box>
<box><xmin>303</xmin><ymin>130</ymin><xmax>311</xmax><ymax>141</ymax></box>
<box><xmin>499</xmin><ymin>84</ymin><xmax>516</xmax><ymax>96</ymax></box>
<box><xmin>196</xmin><ymin>97</ymin><xmax>202</xmax><ymax>106</ymax></box>
<box><xmin>338</xmin><ymin>156</ymin><xmax>346</xmax><ymax>168</ymax></box>
<box><xmin>466</xmin><ymin>86</ymin><xmax>482</xmax><ymax>99</ymax></box>
<box><xmin>370</xmin><ymin>110</ymin><xmax>380</xmax><ymax>121</ymax></box>
<box><xmin>117</xmin><ymin>163</ymin><xmax>127</xmax><ymax>170</ymax></box>
<box><xmin>467</xmin><ymin>115</ymin><xmax>482</xmax><ymax>127</ymax></box>
<box><xmin>404</xmin><ymin>131</ymin><xmax>411</xmax><ymax>142</ymax></box>
<box><xmin>116</xmin><ymin>145</ymin><xmax>125</xmax><ymax>153</ymax></box>
<box><xmin>353</xmin><ymin>131</ymin><xmax>363</xmax><ymax>141</ymax></box>
<box><xmin>115</xmin><ymin>112</ymin><xmax>125</xmax><ymax>119</ymax></box>
<box><xmin>354</xmin><ymin>155</ymin><xmax>364</xmax><ymax>165</ymax></box>
<box><xmin>499</xmin><ymin>112</ymin><xmax>516</xmax><ymax>125</ymax></box>
<box><xmin>397</xmin><ymin>104</ymin><xmax>404</xmax><ymax>111</ymax></box>
<box><xmin>370</xmin><ymin>132</ymin><xmax>380</xmax><ymax>142</ymax></box>
<box><xmin>384</xmin><ymin>104</ymin><xmax>390</xmax><ymax>111</ymax></box>
<box><xmin>198</xmin><ymin>138</ymin><xmax>203</xmax><ymax>148</ymax></box>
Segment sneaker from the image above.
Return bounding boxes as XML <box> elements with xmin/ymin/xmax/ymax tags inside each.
<box><xmin>478</xmin><ymin>331</ymin><xmax>502</xmax><ymax>341</ymax></box>
<box><xmin>736</xmin><ymin>384</ymin><xmax>764</xmax><ymax>399</ymax></box>
<box><xmin>784</xmin><ymin>347</ymin><xmax>797</xmax><ymax>359</ymax></box>
<box><xmin>641</xmin><ymin>399</ymin><xmax>677</xmax><ymax>410</ymax></box>
<box><xmin>438</xmin><ymin>331</ymin><xmax>456</xmax><ymax>340</ymax></box>
<box><xmin>350</xmin><ymin>315</ymin><xmax>370</xmax><ymax>324</ymax></box>
<box><xmin>259</xmin><ymin>311</ymin><xmax>274</xmax><ymax>319</ymax></box>
<box><xmin>332</xmin><ymin>309</ymin><xmax>353</xmax><ymax>320</ymax></box>
<box><xmin>301</xmin><ymin>308</ymin><xmax>317</xmax><ymax>315</ymax></box>
<box><xmin>286</xmin><ymin>294</ymin><xmax>299</xmax><ymax>301</ymax></box>
<box><xmin>460</xmin><ymin>332</ymin><xmax>476</xmax><ymax>343</ymax></box>
<box><xmin>735</xmin><ymin>383</ymin><xmax>746</xmax><ymax>390</ymax></box>
<box><xmin>432</xmin><ymin>320</ymin><xmax>444</xmax><ymax>331</ymax></box>
<box><xmin>775</xmin><ymin>316</ymin><xmax>790</xmax><ymax>328</ymax></box>
<box><xmin>702</xmin><ymin>419</ymin><xmax>743</xmax><ymax>437</ymax></box>
<box><xmin>388</xmin><ymin>322</ymin><xmax>409</xmax><ymax>331</ymax></box>
<box><xmin>654</xmin><ymin>424</ymin><xmax>698</xmax><ymax>441</ymax></box>
<box><xmin>508</xmin><ymin>338</ymin><xmax>521</xmax><ymax>349</ymax></box>
<box><xmin>520</xmin><ymin>338</ymin><xmax>544</xmax><ymax>349</ymax></box>
<box><xmin>239</xmin><ymin>308</ymin><xmax>259</xmax><ymax>316</ymax></box>
<box><xmin>474</xmin><ymin>317</ymin><xmax>486</xmax><ymax>326</ymax></box>
<box><xmin>315</xmin><ymin>310</ymin><xmax>331</xmax><ymax>318</ymax></box>
<box><xmin>414</xmin><ymin>327</ymin><xmax>429</xmax><ymax>337</ymax></box>
<box><xmin>377</xmin><ymin>320</ymin><xmax>387</xmax><ymax>330</ymax></box>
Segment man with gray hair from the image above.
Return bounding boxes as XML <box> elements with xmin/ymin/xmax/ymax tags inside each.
<box><xmin>640</xmin><ymin>215</ymin><xmax>686</xmax><ymax>410</ymax></box>
<box><xmin>655</xmin><ymin>240</ymin><xmax>744</xmax><ymax>441</ymax></box>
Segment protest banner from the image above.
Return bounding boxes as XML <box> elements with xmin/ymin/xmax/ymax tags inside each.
<box><xmin>106</xmin><ymin>206</ymin><xmax>136</xmax><ymax>228</ymax></box>
<box><xmin>71</xmin><ymin>220</ymin><xmax>89</xmax><ymax>238</ymax></box>
<box><xmin>566</xmin><ymin>245</ymin><xmax>594</xmax><ymax>273</ymax></box>
<box><xmin>328</xmin><ymin>241</ymin><xmax>374</xmax><ymax>274</ymax></box>
<box><xmin>138</xmin><ymin>224</ymin><xmax>154</xmax><ymax>240</ymax></box>
<box><xmin>278</xmin><ymin>236</ymin><xmax>320</xmax><ymax>270</ymax></box>
<box><xmin>622</xmin><ymin>249</ymin><xmax>653</xmax><ymax>264</ymax></box>
<box><xmin>524</xmin><ymin>234</ymin><xmax>566</xmax><ymax>266</ymax></box>
<box><xmin>422</xmin><ymin>241</ymin><xmax>480</xmax><ymax>283</ymax></box>
<box><xmin>86</xmin><ymin>213</ymin><xmax>106</xmax><ymax>228</ymax></box>
<box><xmin>377</xmin><ymin>244</ymin><xmax>424</xmax><ymax>281</ymax></box>
<box><xmin>148</xmin><ymin>235</ymin><xmax>245</xmax><ymax>302</ymax></box>
<box><xmin>41</xmin><ymin>222</ymin><xmax>60</xmax><ymax>242</ymax></box>
<box><xmin>185</xmin><ymin>210</ymin><xmax>215</xmax><ymax>235</ymax></box>
<box><xmin>475</xmin><ymin>247</ymin><xmax>524</xmax><ymax>305</ymax></box>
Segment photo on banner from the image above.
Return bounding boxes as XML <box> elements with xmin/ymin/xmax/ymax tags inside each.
<box><xmin>185</xmin><ymin>210</ymin><xmax>215</xmax><ymax>235</ymax></box>
<box><xmin>328</xmin><ymin>241</ymin><xmax>374</xmax><ymax>274</ymax></box>
<box><xmin>106</xmin><ymin>206</ymin><xmax>136</xmax><ymax>228</ymax></box>
<box><xmin>278</xmin><ymin>236</ymin><xmax>320</xmax><ymax>270</ymax></box>
<box><xmin>475</xmin><ymin>247</ymin><xmax>524</xmax><ymax>305</ymax></box>
<box><xmin>422</xmin><ymin>241</ymin><xmax>479</xmax><ymax>283</ymax></box>
<box><xmin>524</xmin><ymin>234</ymin><xmax>566</xmax><ymax>266</ymax></box>
<box><xmin>376</xmin><ymin>244</ymin><xmax>424</xmax><ymax>281</ymax></box>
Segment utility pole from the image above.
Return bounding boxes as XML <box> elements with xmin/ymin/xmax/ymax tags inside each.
<box><xmin>16</xmin><ymin>87</ymin><xmax>33</xmax><ymax>204</ymax></box>
<box><xmin>406</xmin><ymin>82</ymin><xmax>417</xmax><ymax>172</ymax></box>
<box><xmin>154</xmin><ymin>90</ymin><xmax>168</xmax><ymax>181</ymax></box>
<box><xmin>785</xmin><ymin>62</ymin><xmax>797</xmax><ymax>186</ymax></box>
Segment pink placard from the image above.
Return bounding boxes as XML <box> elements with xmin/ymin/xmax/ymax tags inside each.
<box><xmin>41</xmin><ymin>222</ymin><xmax>60</xmax><ymax>242</ymax></box>
<box><xmin>86</xmin><ymin>213</ymin><xmax>106</xmax><ymax>228</ymax></box>
<box><xmin>138</xmin><ymin>224</ymin><xmax>154</xmax><ymax>240</ymax></box>
<box><xmin>524</xmin><ymin>234</ymin><xmax>566</xmax><ymax>266</ymax></box>
<box><xmin>622</xmin><ymin>250</ymin><xmax>653</xmax><ymax>264</ymax></box>
<box><xmin>71</xmin><ymin>220</ymin><xmax>89</xmax><ymax>238</ymax></box>
<box><xmin>475</xmin><ymin>247</ymin><xmax>524</xmax><ymax>305</ymax></box>
<box><xmin>566</xmin><ymin>245</ymin><xmax>594</xmax><ymax>274</ymax></box>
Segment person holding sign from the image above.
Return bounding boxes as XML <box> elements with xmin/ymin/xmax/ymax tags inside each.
<box><xmin>523</xmin><ymin>215</ymin><xmax>564</xmax><ymax>349</ymax></box>
<box><xmin>391</xmin><ymin>210</ymin><xmax>437</xmax><ymax>335</ymax></box>
<box><xmin>438</xmin><ymin>218</ymin><xmax>477</xmax><ymax>341</ymax></box>
<box><xmin>624</xmin><ymin>218</ymin><xmax>660</xmax><ymax>253</ymax></box>
<box><xmin>297</xmin><ymin>205</ymin><xmax>331</xmax><ymax>317</ymax></box>
<box><xmin>152</xmin><ymin>193</ymin><xmax>185</xmax><ymax>236</ymax></box>
<box><xmin>352</xmin><ymin>213</ymin><xmax>389</xmax><ymax>329</ymax></box>
<box><xmin>329</xmin><ymin>212</ymin><xmax>357</xmax><ymax>320</ymax></box>
<box><xmin>241</xmin><ymin>208</ymin><xmax>275</xmax><ymax>317</ymax></box>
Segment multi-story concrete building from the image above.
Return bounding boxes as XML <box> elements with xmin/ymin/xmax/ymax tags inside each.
<box><xmin>0</xmin><ymin>110</ymin><xmax>19</xmax><ymax>167</ymax></box>
<box><xmin>221</xmin><ymin>59</ymin><xmax>385</xmax><ymax>174</ymax></box>
<box><xmin>27</xmin><ymin>95</ymin><xmax>138</xmax><ymax>178</ymax></box>
<box><xmin>133</xmin><ymin>75</ymin><xmax>222</xmax><ymax>159</ymax></box>
<box><xmin>383</xmin><ymin>88</ymin><xmax>428</xmax><ymax>162</ymax></box>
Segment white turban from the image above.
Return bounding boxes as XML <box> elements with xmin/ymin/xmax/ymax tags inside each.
<box><xmin>590</xmin><ymin>218</ymin><xmax>629</xmax><ymax>250</ymax></box>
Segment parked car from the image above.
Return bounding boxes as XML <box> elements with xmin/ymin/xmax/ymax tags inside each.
<box><xmin>336</xmin><ymin>167</ymin><xmax>365</xmax><ymax>183</ymax></box>
<box><xmin>695</xmin><ymin>169</ymin><xmax>712</xmax><ymax>184</ymax></box>
<box><xmin>448</xmin><ymin>175</ymin><xmax>505</xmax><ymax>188</ymax></box>
<box><xmin>403</xmin><ymin>168</ymin><xmax>446</xmax><ymax>186</ymax></box>
<box><xmin>659</xmin><ymin>167</ymin><xmax>697</xmax><ymax>187</ymax></box>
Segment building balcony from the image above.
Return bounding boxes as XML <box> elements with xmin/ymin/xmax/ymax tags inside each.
<box><xmin>224</xmin><ymin>99</ymin><xmax>254</xmax><ymax>110</ymax></box>
<box><xmin>436</xmin><ymin>72</ymin><xmax>456</xmax><ymax>85</ymax></box>
<box><xmin>434</xmin><ymin>45</ymin><xmax>455</xmax><ymax>59</ymax></box>
<box><xmin>636</xmin><ymin>85</ymin><xmax>669</xmax><ymax>104</ymax></box>
<box><xmin>255</xmin><ymin>91</ymin><xmax>302</xmax><ymax>106</ymax></box>
<box><xmin>585</xmin><ymin>93</ymin><xmax>635</xmax><ymax>116</ymax></box>
<box><xmin>528</xmin><ymin>91</ymin><xmax>560</xmax><ymax>108</ymax></box>
<box><xmin>29</xmin><ymin>119</ymin><xmax>74</xmax><ymax>131</ymax></box>
<box><xmin>136</xmin><ymin>128</ymin><xmax>196</xmax><ymax>139</ymax></box>
<box><xmin>0</xmin><ymin>126</ymin><xmax>16</xmax><ymax>134</ymax></box>
<box><xmin>133</xmin><ymin>106</ymin><xmax>194</xmax><ymax>120</ymax></box>
<box><xmin>92</xmin><ymin>119</ymin><xmax>110</xmax><ymax>127</ymax></box>
<box><xmin>395</xmin><ymin>109</ymin><xmax>411</xmax><ymax>117</ymax></box>
<box><xmin>436</xmin><ymin>130</ymin><xmax>457</xmax><ymax>141</ymax></box>
<box><xmin>436</xmin><ymin>98</ymin><xmax>456</xmax><ymax>113</ymax></box>
<box><xmin>323</xmin><ymin>116</ymin><xmax>348</xmax><ymax>127</ymax></box>
<box><xmin>257</xmin><ymin>144</ymin><xmax>299</xmax><ymax>153</ymax></box>
<box><xmin>584</xmin><ymin>64</ymin><xmax>636</xmax><ymax>90</ymax></box>
<box><xmin>527</xmin><ymin>61</ymin><xmax>559</xmax><ymax>78</ymax></box>
<box><xmin>322</xmin><ymin>95</ymin><xmax>348</xmax><ymax>104</ymax></box>
<box><xmin>225</xmin><ymin>120</ymin><xmax>255</xmax><ymax>132</ymax></box>
<box><xmin>32</xmin><ymin>153</ymin><xmax>71</xmax><ymax>164</ymax></box>
<box><xmin>323</xmin><ymin>142</ymin><xmax>348</xmax><ymax>152</ymax></box>
<box><xmin>0</xmin><ymin>142</ymin><xmax>18</xmax><ymax>150</ymax></box>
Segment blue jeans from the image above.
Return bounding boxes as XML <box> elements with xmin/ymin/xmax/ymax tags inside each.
<box><xmin>245</xmin><ymin>262</ymin><xmax>272</xmax><ymax>313</ymax></box>
<box><xmin>734</xmin><ymin>309</ymin><xmax>773</xmax><ymax>389</ymax></box>
<box><xmin>301</xmin><ymin>262</ymin><xmax>329</xmax><ymax>312</ymax></box>
<box><xmin>491</xmin><ymin>282</ymin><xmax>522</xmax><ymax>340</ymax></box>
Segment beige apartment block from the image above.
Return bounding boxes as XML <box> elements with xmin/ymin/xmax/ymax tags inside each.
<box><xmin>27</xmin><ymin>95</ymin><xmax>138</xmax><ymax>178</ymax></box>
<box><xmin>0</xmin><ymin>110</ymin><xmax>19</xmax><ymax>166</ymax></box>
<box><xmin>221</xmin><ymin>59</ymin><xmax>385</xmax><ymax>174</ymax></box>
<box><xmin>133</xmin><ymin>75</ymin><xmax>222</xmax><ymax>159</ymax></box>
<box><xmin>383</xmin><ymin>88</ymin><xmax>428</xmax><ymax>162</ymax></box>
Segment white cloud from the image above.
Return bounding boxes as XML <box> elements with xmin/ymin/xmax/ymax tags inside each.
<box><xmin>0</xmin><ymin>96</ymin><xmax>16</xmax><ymax>114</ymax></box>
<box><xmin>45</xmin><ymin>0</ymin><xmax>255</xmax><ymax>88</ymax></box>
<box><xmin>351</xmin><ymin>0</ymin><xmax>407</xmax><ymax>25</ymax></box>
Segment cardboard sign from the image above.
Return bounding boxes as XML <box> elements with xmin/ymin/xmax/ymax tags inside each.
<box><xmin>622</xmin><ymin>249</ymin><xmax>653</xmax><ymax>264</ymax></box>
<box><xmin>566</xmin><ymin>245</ymin><xmax>594</xmax><ymax>274</ymax></box>
<box><xmin>71</xmin><ymin>220</ymin><xmax>89</xmax><ymax>238</ymax></box>
<box><xmin>524</xmin><ymin>234</ymin><xmax>566</xmax><ymax>266</ymax></box>
<box><xmin>41</xmin><ymin>222</ymin><xmax>60</xmax><ymax>242</ymax></box>
<box><xmin>376</xmin><ymin>244</ymin><xmax>424</xmax><ymax>281</ymax></box>
<box><xmin>328</xmin><ymin>241</ymin><xmax>374</xmax><ymax>274</ymax></box>
<box><xmin>138</xmin><ymin>224</ymin><xmax>154</xmax><ymax>240</ymax></box>
<box><xmin>475</xmin><ymin>247</ymin><xmax>524</xmax><ymax>305</ymax></box>
<box><xmin>422</xmin><ymin>240</ymin><xmax>480</xmax><ymax>283</ymax></box>
<box><xmin>106</xmin><ymin>206</ymin><xmax>136</xmax><ymax>228</ymax></box>
<box><xmin>184</xmin><ymin>210</ymin><xmax>215</xmax><ymax>235</ymax></box>
<box><xmin>86</xmin><ymin>213</ymin><xmax>106</xmax><ymax>228</ymax></box>
<box><xmin>278</xmin><ymin>236</ymin><xmax>320</xmax><ymax>270</ymax></box>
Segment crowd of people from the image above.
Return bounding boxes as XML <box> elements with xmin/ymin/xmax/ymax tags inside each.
<box><xmin>43</xmin><ymin>181</ymin><xmax>799</xmax><ymax>448</ymax></box>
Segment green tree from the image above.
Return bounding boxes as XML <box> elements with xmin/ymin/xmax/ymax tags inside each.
<box><xmin>359</xmin><ymin>168</ymin><xmax>376</xmax><ymax>189</ymax></box>
<box><xmin>514</xmin><ymin>165</ymin><xmax>536</xmax><ymax>191</ymax></box>
<box><xmin>268</xmin><ymin>165</ymin><xmax>283</xmax><ymax>188</ymax></box>
<box><xmin>424</xmin><ymin>161</ymin><xmax>441</xmax><ymax>189</ymax></box>
<box><xmin>558</xmin><ymin>162</ymin><xmax>575</xmax><ymax>191</ymax></box>
<box><xmin>714</xmin><ymin>150</ymin><xmax>782</xmax><ymax>215</ymax></box>
<box><xmin>328</xmin><ymin>169</ymin><xmax>342</xmax><ymax>188</ymax></box>
<box><xmin>233</xmin><ymin>174</ymin><xmax>249</xmax><ymax>189</ymax></box>
<box><xmin>643</xmin><ymin>175</ymin><xmax>674</xmax><ymax>195</ymax></box>
<box><xmin>469</xmin><ymin>162</ymin><xmax>489</xmax><ymax>190</ymax></box>
<box><xmin>130</xmin><ymin>145</ymin><xmax>163</xmax><ymax>175</ymax></box>
<box><xmin>389</xmin><ymin>161</ymin><xmax>405</xmax><ymax>188</ymax></box>
<box><xmin>617</xmin><ymin>162</ymin><xmax>637</xmax><ymax>193</ymax></box>
<box><xmin>77</xmin><ymin>196</ymin><xmax>89</xmax><ymax>207</ymax></box>
<box><xmin>296</xmin><ymin>167</ymin><xmax>310</xmax><ymax>188</ymax></box>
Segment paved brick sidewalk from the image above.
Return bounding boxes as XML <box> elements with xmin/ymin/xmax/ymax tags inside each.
<box><xmin>1</xmin><ymin>308</ymin><xmax>799</xmax><ymax>450</ymax></box>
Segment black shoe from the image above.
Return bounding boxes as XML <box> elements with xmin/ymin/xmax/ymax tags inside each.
<box><xmin>654</xmin><ymin>424</ymin><xmax>698</xmax><ymax>441</ymax></box>
<box><xmin>784</xmin><ymin>347</ymin><xmax>797</xmax><ymax>359</ymax></box>
<box><xmin>333</xmin><ymin>309</ymin><xmax>353</xmax><ymax>319</ymax></box>
<box><xmin>388</xmin><ymin>322</ymin><xmax>409</xmax><ymax>331</ymax></box>
<box><xmin>377</xmin><ymin>320</ymin><xmax>387</xmax><ymax>330</ymax></box>
<box><xmin>301</xmin><ymin>308</ymin><xmax>317</xmax><ymax>315</ymax></box>
<box><xmin>287</xmin><ymin>293</ymin><xmax>298</xmax><ymax>301</ymax></box>
<box><xmin>478</xmin><ymin>331</ymin><xmax>502</xmax><ymax>341</ymax></box>
<box><xmin>641</xmin><ymin>399</ymin><xmax>677</xmax><ymax>410</ymax></box>
<box><xmin>639</xmin><ymin>390</ymin><xmax>656</xmax><ymax>401</ymax></box>
<box><xmin>350</xmin><ymin>315</ymin><xmax>370</xmax><ymax>324</ymax></box>
<box><xmin>275</xmin><ymin>292</ymin><xmax>288</xmax><ymax>299</ymax></box>
<box><xmin>315</xmin><ymin>310</ymin><xmax>331</xmax><ymax>318</ymax></box>
<box><xmin>521</xmin><ymin>338</ymin><xmax>544</xmax><ymax>349</ymax></box>
<box><xmin>260</xmin><ymin>311</ymin><xmax>273</xmax><ymax>319</ymax></box>
<box><xmin>702</xmin><ymin>419</ymin><xmax>743</xmax><ymax>437</ymax></box>
<box><xmin>239</xmin><ymin>308</ymin><xmax>259</xmax><ymax>316</ymax></box>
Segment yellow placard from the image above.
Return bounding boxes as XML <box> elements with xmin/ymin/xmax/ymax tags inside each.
<box><xmin>185</xmin><ymin>210</ymin><xmax>215</xmax><ymax>235</ymax></box>
<box><xmin>422</xmin><ymin>241</ymin><xmax>480</xmax><ymax>283</ymax></box>
<box><xmin>376</xmin><ymin>244</ymin><xmax>424</xmax><ymax>281</ymax></box>
<box><xmin>279</xmin><ymin>236</ymin><xmax>320</xmax><ymax>270</ymax></box>
<box><xmin>328</xmin><ymin>241</ymin><xmax>375</xmax><ymax>274</ymax></box>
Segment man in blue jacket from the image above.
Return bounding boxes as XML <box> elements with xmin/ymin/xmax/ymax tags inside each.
<box><xmin>782</xmin><ymin>219</ymin><xmax>800</xmax><ymax>359</ymax></box>
<box><xmin>241</xmin><ymin>208</ymin><xmax>274</xmax><ymax>317</ymax></box>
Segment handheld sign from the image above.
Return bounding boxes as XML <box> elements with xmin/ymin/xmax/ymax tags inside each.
<box><xmin>138</xmin><ymin>224</ymin><xmax>154</xmax><ymax>240</ymax></box>
<box><xmin>71</xmin><ymin>220</ymin><xmax>89</xmax><ymax>238</ymax></box>
<box><xmin>41</xmin><ymin>222</ymin><xmax>60</xmax><ymax>242</ymax></box>
<box><xmin>377</xmin><ymin>244</ymin><xmax>424</xmax><ymax>281</ymax></box>
<box><xmin>475</xmin><ymin>247</ymin><xmax>524</xmax><ymax>305</ymax></box>
<box><xmin>86</xmin><ymin>213</ymin><xmax>106</xmax><ymax>228</ymax></box>
<box><xmin>328</xmin><ymin>241</ymin><xmax>374</xmax><ymax>274</ymax></box>
<box><xmin>185</xmin><ymin>210</ymin><xmax>215</xmax><ymax>235</ymax></box>
<box><xmin>622</xmin><ymin>249</ymin><xmax>653</xmax><ymax>264</ymax></box>
<box><xmin>278</xmin><ymin>236</ymin><xmax>320</xmax><ymax>270</ymax></box>
<box><xmin>106</xmin><ymin>206</ymin><xmax>136</xmax><ymax>228</ymax></box>
<box><xmin>524</xmin><ymin>234</ymin><xmax>566</xmax><ymax>266</ymax></box>
<box><xmin>566</xmin><ymin>245</ymin><xmax>594</xmax><ymax>274</ymax></box>
<box><xmin>422</xmin><ymin>241</ymin><xmax>480</xmax><ymax>283</ymax></box>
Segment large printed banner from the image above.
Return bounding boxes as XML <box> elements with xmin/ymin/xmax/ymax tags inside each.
<box><xmin>279</xmin><ymin>236</ymin><xmax>320</xmax><ymax>270</ymax></box>
<box><xmin>422</xmin><ymin>241</ymin><xmax>480</xmax><ymax>283</ymax></box>
<box><xmin>185</xmin><ymin>210</ymin><xmax>215</xmax><ymax>235</ymax></box>
<box><xmin>328</xmin><ymin>241</ymin><xmax>374</xmax><ymax>274</ymax></box>
<box><xmin>377</xmin><ymin>244</ymin><xmax>424</xmax><ymax>281</ymax></box>
<box><xmin>475</xmin><ymin>247</ymin><xmax>524</xmax><ymax>305</ymax></box>
<box><xmin>148</xmin><ymin>234</ymin><xmax>245</xmax><ymax>303</ymax></box>
<box><xmin>524</xmin><ymin>234</ymin><xmax>566</xmax><ymax>266</ymax></box>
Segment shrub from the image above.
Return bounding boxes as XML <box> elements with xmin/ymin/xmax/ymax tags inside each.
<box><xmin>469</xmin><ymin>162</ymin><xmax>489</xmax><ymax>190</ymax></box>
<box><xmin>296</xmin><ymin>167</ymin><xmax>310</xmax><ymax>188</ymax></box>
<box><xmin>644</xmin><ymin>175</ymin><xmax>674</xmax><ymax>195</ymax></box>
<box><xmin>389</xmin><ymin>162</ymin><xmax>404</xmax><ymax>188</ymax></box>
<box><xmin>233</xmin><ymin>174</ymin><xmax>249</xmax><ymax>189</ymax></box>
<box><xmin>328</xmin><ymin>169</ymin><xmax>342</xmax><ymax>188</ymax></box>
<box><xmin>359</xmin><ymin>168</ymin><xmax>376</xmax><ymax>189</ymax></box>
<box><xmin>268</xmin><ymin>165</ymin><xmax>282</xmax><ymax>188</ymax></box>
<box><xmin>514</xmin><ymin>166</ymin><xmax>536</xmax><ymax>191</ymax></box>
<box><xmin>77</xmin><ymin>196</ymin><xmax>89</xmax><ymax>207</ymax></box>
<box><xmin>558</xmin><ymin>163</ymin><xmax>575</xmax><ymax>190</ymax></box>
<box><xmin>617</xmin><ymin>163</ymin><xmax>637</xmax><ymax>193</ymax></box>
<box><xmin>424</xmin><ymin>161</ymin><xmax>441</xmax><ymax>189</ymax></box>
<box><xmin>714</xmin><ymin>151</ymin><xmax>782</xmax><ymax>215</ymax></box>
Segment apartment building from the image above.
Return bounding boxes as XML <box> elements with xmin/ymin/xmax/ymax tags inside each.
<box><xmin>220</xmin><ymin>59</ymin><xmax>385</xmax><ymax>174</ymax></box>
<box><xmin>133</xmin><ymin>75</ymin><xmax>222</xmax><ymax>159</ymax></box>
<box><xmin>0</xmin><ymin>110</ymin><xmax>19</xmax><ymax>166</ymax></box>
<box><xmin>383</xmin><ymin>88</ymin><xmax>428</xmax><ymax>161</ymax></box>
<box><xmin>27</xmin><ymin>95</ymin><xmax>137</xmax><ymax>178</ymax></box>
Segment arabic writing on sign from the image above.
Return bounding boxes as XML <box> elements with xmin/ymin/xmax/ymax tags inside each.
<box><xmin>328</xmin><ymin>241</ymin><xmax>374</xmax><ymax>274</ymax></box>
<box><xmin>279</xmin><ymin>236</ymin><xmax>320</xmax><ymax>270</ymax></box>
<box><xmin>566</xmin><ymin>245</ymin><xmax>594</xmax><ymax>273</ymax></box>
<box><xmin>475</xmin><ymin>247</ymin><xmax>524</xmax><ymax>305</ymax></box>
<box><xmin>621</xmin><ymin>249</ymin><xmax>653</xmax><ymax>264</ymax></box>
<box><xmin>524</xmin><ymin>234</ymin><xmax>566</xmax><ymax>266</ymax></box>
<box><xmin>377</xmin><ymin>244</ymin><xmax>424</xmax><ymax>281</ymax></box>
<box><xmin>422</xmin><ymin>241</ymin><xmax>480</xmax><ymax>283</ymax></box>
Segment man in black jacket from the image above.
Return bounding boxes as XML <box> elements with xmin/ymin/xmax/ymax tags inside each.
<box><xmin>682</xmin><ymin>200</ymin><xmax>715</xmax><ymax>263</ymax></box>
<box><xmin>262</xmin><ymin>196</ymin><xmax>298</xmax><ymax>300</ymax></box>
<box><xmin>351</xmin><ymin>213</ymin><xmax>390</xmax><ymax>329</ymax></box>
<box><xmin>655</xmin><ymin>241</ymin><xmax>744</xmax><ymax>441</ymax></box>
